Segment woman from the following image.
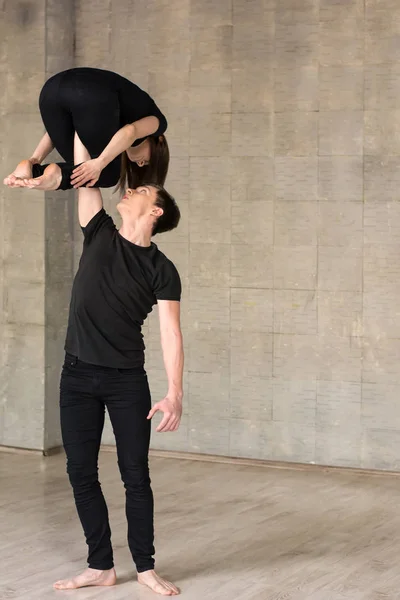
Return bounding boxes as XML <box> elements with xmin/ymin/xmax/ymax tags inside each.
<box><xmin>4</xmin><ymin>67</ymin><xmax>169</xmax><ymax>192</ymax></box>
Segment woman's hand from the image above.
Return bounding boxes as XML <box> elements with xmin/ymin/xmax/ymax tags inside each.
<box><xmin>71</xmin><ymin>158</ymin><xmax>104</xmax><ymax>188</ymax></box>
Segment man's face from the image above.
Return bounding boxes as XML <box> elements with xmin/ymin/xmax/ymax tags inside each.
<box><xmin>117</xmin><ymin>186</ymin><xmax>159</xmax><ymax>221</ymax></box>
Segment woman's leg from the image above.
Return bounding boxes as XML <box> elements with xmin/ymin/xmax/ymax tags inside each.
<box><xmin>9</xmin><ymin>73</ymin><xmax>76</xmax><ymax>190</ymax></box>
<box><xmin>68</xmin><ymin>70</ymin><xmax>122</xmax><ymax>188</ymax></box>
<box><xmin>39</xmin><ymin>72</ymin><xmax>75</xmax><ymax>162</ymax></box>
<box><xmin>52</xmin><ymin>68</ymin><xmax>122</xmax><ymax>189</ymax></box>
<box><xmin>23</xmin><ymin>69</ymin><xmax>121</xmax><ymax>190</ymax></box>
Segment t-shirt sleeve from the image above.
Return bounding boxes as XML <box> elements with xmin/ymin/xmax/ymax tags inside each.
<box><xmin>81</xmin><ymin>209</ymin><xmax>115</xmax><ymax>244</ymax></box>
<box><xmin>131</xmin><ymin>101</ymin><xmax>168</xmax><ymax>147</ymax></box>
<box><xmin>152</xmin><ymin>106</ymin><xmax>167</xmax><ymax>138</ymax></box>
<box><xmin>153</xmin><ymin>259</ymin><xmax>182</xmax><ymax>301</ymax></box>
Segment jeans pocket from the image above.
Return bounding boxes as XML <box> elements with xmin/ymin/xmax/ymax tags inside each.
<box><xmin>63</xmin><ymin>354</ymin><xmax>78</xmax><ymax>369</ymax></box>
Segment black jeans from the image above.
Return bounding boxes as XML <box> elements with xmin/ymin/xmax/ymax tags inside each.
<box><xmin>35</xmin><ymin>68</ymin><xmax>122</xmax><ymax>189</ymax></box>
<box><xmin>60</xmin><ymin>353</ymin><xmax>155</xmax><ymax>572</ymax></box>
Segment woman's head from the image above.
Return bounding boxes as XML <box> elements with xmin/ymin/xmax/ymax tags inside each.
<box><xmin>118</xmin><ymin>135</ymin><xmax>170</xmax><ymax>194</ymax></box>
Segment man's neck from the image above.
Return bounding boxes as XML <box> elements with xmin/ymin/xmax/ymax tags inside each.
<box><xmin>119</xmin><ymin>222</ymin><xmax>152</xmax><ymax>247</ymax></box>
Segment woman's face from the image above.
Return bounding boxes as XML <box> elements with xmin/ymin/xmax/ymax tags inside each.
<box><xmin>126</xmin><ymin>139</ymin><xmax>151</xmax><ymax>167</ymax></box>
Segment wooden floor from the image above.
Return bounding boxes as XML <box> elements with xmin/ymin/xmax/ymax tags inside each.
<box><xmin>1</xmin><ymin>453</ymin><xmax>400</xmax><ymax>600</ymax></box>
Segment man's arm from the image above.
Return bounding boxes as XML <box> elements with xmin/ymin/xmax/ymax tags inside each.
<box><xmin>159</xmin><ymin>300</ymin><xmax>184</xmax><ymax>400</ymax></box>
<box><xmin>74</xmin><ymin>132</ymin><xmax>103</xmax><ymax>227</ymax></box>
<box><xmin>147</xmin><ymin>300</ymin><xmax>184</xmax><ymax>433</ymax></box>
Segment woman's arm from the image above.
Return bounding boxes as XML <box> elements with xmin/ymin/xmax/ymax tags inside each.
<box><xmin>29</xmin><ymin>132</ymin><xmax>54</xmax><ymax>164</ymax></box>
<box><xmin>99</xmin><ymin>116</ymin><xmax>160</xmax><ymax>167</ymax></box>
<box><xmin>70</xmin><ymin>116</ymin><xmax>160</xmax><ymax>188</ymax></box>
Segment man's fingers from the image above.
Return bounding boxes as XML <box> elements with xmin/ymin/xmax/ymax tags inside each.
<box><xmin>165</xmin><ymin>417</ymin><xmax>181</xmax><ymax>432</ymax></box>
<box><xmin>157</xmin><ymin>414</ymin><xmax>179</xmax><ymax>433</ymax></box>
<box><xmin>147</xmin><ymin>404</ymin><xmax>160</xmax><ymax>420</ymax></box>
<box><xmin>170</xmin><ymin>418</ymin><xmax>181</xmax><ymax>432</ymax></box>
<box><xmin>156</xmin><ymin>415</ymin><xmax>170</xmax><ymax>432</ymax></box>
<box><xmin>156</xmin><ymin>414</ymin><xmax>173</xmax><ymax>432</ymax></box>
<box><xmin>163</xmin><ymin>420</ymin><xmax>178</xmax><ymax>432</ymax></box>
<box><xmin>171</xmin><ymin>417</ymin><xmax>181</xmax><ymax>432</ymax></box>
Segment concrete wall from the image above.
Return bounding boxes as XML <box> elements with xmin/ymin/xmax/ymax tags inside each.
<box><xmin>43</xmin><ymin>1</ymin><xmax>75</xmax><ymax>450</ymax></box>
<box><xmin>0</xmin><ymin>1</ymin><xmax>74</xmax><ymax>451</ymax></box>
<box><xmin>76</xmin><ymin>0</ymin><xmax>398</xmax><ymax>471</ymax></box>
<box><xmin>2</xmin><ymin>0</ymin><xmax>400</xmax><ymax>470</ymax></box>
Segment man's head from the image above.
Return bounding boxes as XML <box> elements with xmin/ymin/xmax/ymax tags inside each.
<box><xmin>117</xmin><ymin>184</ymin><xmax>180</xmax><ymax>236</ymax></box>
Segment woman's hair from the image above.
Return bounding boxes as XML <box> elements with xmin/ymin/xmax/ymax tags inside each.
<box><xmin>117</xmin><ymin>134</ymin><xmax>170</xmax><ymax>194</ymax></box>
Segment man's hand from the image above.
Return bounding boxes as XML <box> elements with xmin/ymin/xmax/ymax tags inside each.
<box><xmin>147</xmin><ymin>394</ymin><xmax>183</xmax><ymax>432</ymax></box>
<box><xmin>71</xmin><ymin>158</ymin><xmax>104</xmax><ymax>188</ymax></box>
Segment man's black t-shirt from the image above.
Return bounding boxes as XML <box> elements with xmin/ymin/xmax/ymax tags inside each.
<box><xmin>65</xmin><ymin>209</ymin><xmax>181</xmax><ymax>368</ymax></box>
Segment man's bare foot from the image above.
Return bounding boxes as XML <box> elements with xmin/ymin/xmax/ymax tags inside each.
<box><xmin>138</xmin><ymin>570</ymin><xmax>180</xmax><ymax>596</ymax></box>
<box><xmin>3</xmin><ymin>159</ymin><xmax>33</xmax><ymax>187</ymax></box>
<box><xmin>53</xmin><ymin>567</ymin><xmax>116</xmax><ymax>590</ymax></box>
<box><xmin>25</xmin><ymin>163</ymin><xmax>62</xmax><ymax>190</ymax></box>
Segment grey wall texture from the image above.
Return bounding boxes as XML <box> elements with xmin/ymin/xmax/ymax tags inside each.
<box><xmin>1</xmin><ymin>0</ymin><xmax>400</xmax><ymax>470</ymax></box>
<box><xmin>0</xmin><ymin>1</ymin><xmax>74</xmax><ymax>451</ymax></box>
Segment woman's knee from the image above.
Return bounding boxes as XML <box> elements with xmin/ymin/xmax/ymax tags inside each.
<box><xmin>39</xmin><ymin>73</ymin><xmax>62</xmax><ymax>112</ymax></box>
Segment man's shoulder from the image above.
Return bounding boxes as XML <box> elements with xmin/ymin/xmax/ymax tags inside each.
<box><xmin>150</xmin><ymin>246</ymin><xmax>181</xmax><ymax>300</ymax></box>
<box><xmin>82</xmin><ymin>208</ymin><xmax>116</xmax><ymax>241</ymax></box>
<box><xmin>151</xmin><ymin>245</ymin><xmax>178</xmax><ymax>273</ymax></box>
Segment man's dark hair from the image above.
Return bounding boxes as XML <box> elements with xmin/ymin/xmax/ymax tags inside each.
<box><xmin>149</xmin><ymin>184</ymin><xmax>180</xmax><ymax>236</ymax></box>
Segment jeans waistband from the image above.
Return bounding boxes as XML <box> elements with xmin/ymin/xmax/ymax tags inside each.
<box><xmin>64</xmin><ymin>353</ymin><xmax>145</xmax><ymax>374</ymax></box>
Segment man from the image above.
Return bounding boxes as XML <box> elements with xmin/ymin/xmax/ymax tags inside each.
<box><xmin>53</xmin><ymin>133</ymin><xmax>183</xmax><ymax>596</ymax></box>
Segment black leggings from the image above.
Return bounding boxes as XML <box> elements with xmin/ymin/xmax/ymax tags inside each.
<box><xmin>35</xmin><ymin>69</ymin><xmax>122</xmax><ymax>190</ymax></box>
<box><xmin>60</xmin><ymin>353</ymin><xmax>155</xmax><ymax>572</ymax></box>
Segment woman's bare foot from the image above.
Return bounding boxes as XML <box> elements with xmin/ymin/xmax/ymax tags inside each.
<box><xmin>25</xmin><ymin>163</ymin><xmax>62</xmax><ymax>190</ymax></box>
<box><xmin>3</xmin><ymin>159</ymin><xmax>33</xmax><ymax>187</ymax></box>
<box><xmin>53</xmin><ymin>567</ymin><xmax>116</xmax><ymax>590</ymax></box>
<box><xmin>25</xmin><ymin>162</ymin><xmax>62</xmax><ymax>190</ymax></box>
<box><xmin>138</xmin><ymin>570</ymin><xmax>180</xmax><ymax>596</ymax></box>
